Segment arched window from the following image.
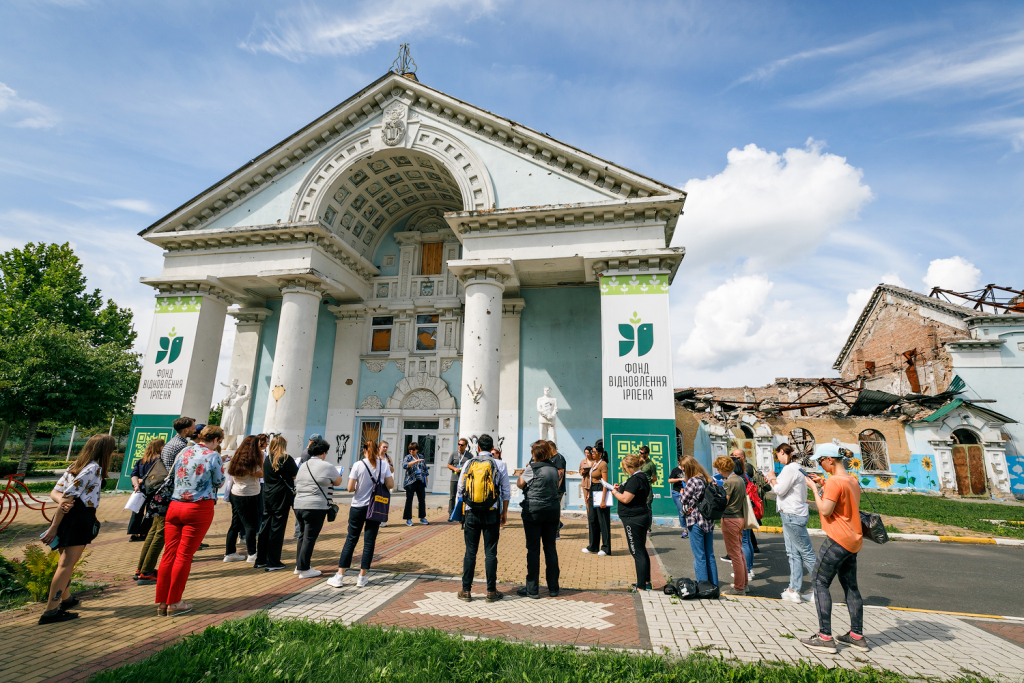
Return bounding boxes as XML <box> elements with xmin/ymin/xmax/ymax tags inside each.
<box><xmin>858</xmin><ymin>429</ymin><xmax>889</xmax><ymax>472</ymax></box>
<box><xmin>729</xmin><ymin>426</ymin><xmax>756</xmax><ymax>462</ymax></box>
<box><xmin>951</xmin><ymin>428</ymin><xmax>980</xmax><ymax>445</ymax></box>
<box><xmin>788</xmin><ymin>428</ymin><xmax>815</xmax><ymax>464</ymax></box>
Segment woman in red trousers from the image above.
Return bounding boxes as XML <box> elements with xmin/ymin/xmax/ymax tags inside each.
<box><xmin>155</xmin><ymin>425</ymin><xmax>225</xmax><ymax>617</ymax></box>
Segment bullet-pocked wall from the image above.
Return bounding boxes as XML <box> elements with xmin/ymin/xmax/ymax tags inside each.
<box><xmin>517</xmin><ymin>287</ymin><xmax>603</xmax><ymax>468</ymax></box>
<box><xmin>247</xmin><ymin>297</ymin><xmax>337</xmax><ymax>443</ymax></box>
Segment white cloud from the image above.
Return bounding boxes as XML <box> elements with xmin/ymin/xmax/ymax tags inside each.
<box><xmin>923</xmin><ymin>256</ymin><xmax>981</xmax><ymax>293</ymax></box>
<box><xmin>677</xmin><ymin>139</ymin><xmax>873</xmax><ymax>269</ymax></box>
<box><xmin>735</xmin><ymin>29</ymin><xmax>898</xmax><ymax>85</ymax></box>
<box><xmin>952</xmin><ymin>117</ymin><xmax>1024</xmax><ymax>151</ymax></box>
<box><xmin>106</xmin><ymin>198</ymin><xmax>159</xmax><ymax>215</ymax></box>
<box><xmin>793</xmin><ymin>29</ymin><xmax>1024</xmax><ymax>107</ymax></box>
<box><xmin>0</xmin><ymin>81</ymin><xmax>59</xmax><ymax>129</ymax></box>
<box><xmin>240</xmin><ymin>1</ymin><xmax>500</xmax><ymax>62</ymax></box>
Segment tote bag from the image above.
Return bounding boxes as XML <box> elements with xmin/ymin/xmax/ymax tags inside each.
<box><xmin>741</xmin><ymin>495</ymin><xmax>760</xmax><ymax>531</ymax></box>
<box><xmin>365</xmin><ymin>460</ymin><xmax>392</xmax><ymax>523</ymax></box>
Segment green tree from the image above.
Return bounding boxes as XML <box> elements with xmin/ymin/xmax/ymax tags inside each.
<box><xmin>0</xmin><ymin>242</ymin><xmax>139</xmax><ymax>474</ymax></box>
<box><xmin>0</xmin><ymin>242</ymin><xmax>135</xmax><ymax>349</ymax></box>
<box><xmin>0</xmin><ymin>323</ymin><xmax>140</xmax><ymax>474</ymax></box>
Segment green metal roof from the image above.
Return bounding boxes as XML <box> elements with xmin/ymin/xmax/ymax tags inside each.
<box><xmin>918</xmin><ymin>399</ymin><xmax>1017</xmax><ymax>424</ymax></box>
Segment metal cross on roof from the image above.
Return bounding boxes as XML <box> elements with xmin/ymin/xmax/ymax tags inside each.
<box><xmin>390</xmin><ymin>43</ymin><xmax>417</xmax><ymax>76</ymax></box>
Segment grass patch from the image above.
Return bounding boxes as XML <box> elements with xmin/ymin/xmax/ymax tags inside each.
<box><xmin>761</xmin><ymin>494</ymin><xmax>1024</xmax><ymax>539</ymax></box>
<box><xmin>91</xmin><ymin>612</ymin><xmax>993</xmax><ymax>683</ymax></box>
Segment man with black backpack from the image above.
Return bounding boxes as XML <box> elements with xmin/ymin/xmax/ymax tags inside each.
<box><xmin>455</xmin><ymin>434</ymin><xmax>510</xmax><ymax>603</ymax></box>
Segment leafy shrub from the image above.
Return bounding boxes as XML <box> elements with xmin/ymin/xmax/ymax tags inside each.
<box><xmin>0</xmin><ymin>460</ymin><xmax>38</xmax><ymax>477</ymax></box>
<box><xmin>109</xmin><ymin>452</ymin><xmax>124</xmax><ymax>474</ymax></box>
<box><xmin>0</xmin><ymin>550</ymin><xmax>27</xmax><ymax>601</ymax></box>
<box><xmin>18</xmin><ymin>544</ymin><xmax>89</xmax><ymax>602</ymax></box>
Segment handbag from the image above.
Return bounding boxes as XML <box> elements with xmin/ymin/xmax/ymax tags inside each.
<box><xmin>365</xmin><ymin>460</ymin><xmax>391</xmax><ymax>523</ymax></box>
<box><xmin>142</xmin><ymin>458</ymin><xmax>169</xmax><ymax>492</ymax></box>
<box><xmin>741</xmin><ymin>494</ymin><xmax>760</xmax><ymax>531</ymax></box>
<box><xmin>860</xmin><ymin>492</ymin><xmax>889</xmax><ymax>544</ymax></box>
<box><xmin>307</xmin><ymin>462</ymin><xmax>339</xmax><ymax>523</ymax></box>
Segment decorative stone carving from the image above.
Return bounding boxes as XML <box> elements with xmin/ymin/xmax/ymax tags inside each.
<box><xmin>381</xmin><ymin>102</ymin><xmax>408</xmax><ymax>147</ymax></box>
<box><xmin>401</xmin><ymin>389</ymin><xmax>440</xmax><ymax>410</ymax></box>
<box><xmin>219</xmin><ymin>380</ymin><xmax>250</xmax><ymax>451</ymax></box>
<box><xmin>468</xmin><ymin>381</ymin><xmax>483</xmax><ymax>405</ymax></box>
<box><xmin>364</xmin><ymin>360</ymin><xmax>388</xmax><ymax>373</ymax></box>
<box><xmin>441</xmin><ymin>358</ymin><xmax>454</xmax><ymax>373</ymax></box>
<box><xmin>359</xmin><ymin>395</ymin><xmax>384</xmax><ymax>410</ymax></box>
<box><xmin>394</xmin><ymin>359</ymin><xmax>406</xmax><ymax>372</ymax></box>
<box><xmin>376</xmin><ymin>283</ymin><xmax>390</xmax><ymax>298</ymax></box>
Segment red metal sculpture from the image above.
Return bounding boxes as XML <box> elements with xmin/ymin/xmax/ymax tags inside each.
<box><xmin>0</xmin><ymin>475</ymin><xmax>54</xmax><ymax>532</ymax></box>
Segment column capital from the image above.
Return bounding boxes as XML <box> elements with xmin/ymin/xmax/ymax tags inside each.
<box><xmin>446</xmin><ymin>258</ymin><xmax>518</xmax><ymax>289</ymax></box>
<box><xmin>278</xmin><ymin>279</ymin><xmax>327</xmax><ymax>297</ymax></box>
<box><xmin>228</xmin><ymin>307</ymin><xmax>273</xmax><ymax>324</ymax></box>
<box><xmin>143</xmin><ymin>275</ymin><xmax>239</xmax><ymax>306</ymax></box>
<box><xmin>329</xmin><ymin>303</ymin><xmax>367</xmax><ymax>322</ymax></box>
<box><xmin>501</xmin><ymin>298</ymin><xmax>526</xmax><ymax>317</ymax></box>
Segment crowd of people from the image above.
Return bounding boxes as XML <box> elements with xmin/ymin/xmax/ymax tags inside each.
<box><xmin>39</xmin><ymin>418</ymin><xmax>869</xmax><ymax>653</ymax></box>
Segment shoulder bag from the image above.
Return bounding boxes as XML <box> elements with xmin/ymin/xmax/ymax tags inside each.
<box><xmin>365</xmin><ymin>460</ymin><xmax>392</xmax><ymax>523</ymax></box>
<box><xmin>307</xmin><ymin>461</ymin><xmax>339</xmax><ymax>523</ymax></box>
<box><xmin>859</xmin><ymin>489</ymin><xmax>889</xmax><ymax>544</ymax></box>
<box><xmin>741</xmin><ymin>493</ymin><xmax>760</xmax><ymax>531</ymax></box>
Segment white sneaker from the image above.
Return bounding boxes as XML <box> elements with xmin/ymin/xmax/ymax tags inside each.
<box><xmin>223</xmin><ymin>553</ymin><xmax>246</xmax><ymax>562</ymax></box>
<box><xmin>298</xmin><ymin>568</ymin><xmax>322</xmax><ymax>579</ymax></box>
<box><xmin>597</xmin><ymin>550</ymin><xmax>608</xmax><ymax>557</ymax></box>
<box><xmin>246</xmin><ymin>554</ymin><xmax>257</xmax><ymax>563</ymax></box>
<box><xmin>748</xmin><ymin>570</ymin><xmax>755</xmax><ymax>581</ymax></box>
<box><xmin>356</xmin><ymin>574</ymin><xmax>369</xmax><ymax>588</ymax></box>
<box><xmin>781</xmin><ymin>589</ymin><xmax>802</xmax><ymax>603</ymax></box>
<box><xmin>802</xmin><ymin>592</ymin><xmax>815</xmax><ymax>603</ymax></box>
<box><xmin>326</xmin><ymin>573</ymin><xmax>345</xmax><ymax>588</ymax></box>
<box><xmin>582</xmin><ymin>548</ymin><xmax>593</xmax><ymax>554</ymax></box>
<box><xmin>294</xmin><ymin>567</ymin><xmax>300</xmax><ymax>574</ymax></box>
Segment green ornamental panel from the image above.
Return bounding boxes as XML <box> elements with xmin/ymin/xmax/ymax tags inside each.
<box><xmin>603</xmin><ymin>417</ymin><xmax>677</xmax><ymax>517</ymax></box>
<box><xmin>116</xmin><ymin>414</ymin><xmax>178</xmax><ymax>491</ymax></box>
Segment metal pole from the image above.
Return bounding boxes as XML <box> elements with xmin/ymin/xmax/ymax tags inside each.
<box><xmin>65</xmin><ymin>425</ymin><xmax>77</xmax><ymax>461</ymax></box>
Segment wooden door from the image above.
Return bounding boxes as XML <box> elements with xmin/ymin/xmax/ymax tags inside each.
<box><xmin>951</xmin><ymin>445</ymin><xmax>987</xmax><ymax>495</ymax></box>
<box><xmin>421</xmin><ymin>242</ymin><xmax>443</xmax><ymax>275</ymax></box>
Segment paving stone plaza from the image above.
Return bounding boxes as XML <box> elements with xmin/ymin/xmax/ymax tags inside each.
<box><xmin>3</xmin><ymin>502</ymin><xmax>1023</xmax><ymax>682</ymax></box>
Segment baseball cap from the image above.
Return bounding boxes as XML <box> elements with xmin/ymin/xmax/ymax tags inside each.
<box><xmin>809</xmin><ymin>442</ymin><xmax>846</xmax><ymax>462</ymax></box>
<box><xmin>309</xmin><ymin>433</ymin><xmax>322</xmax><ymax>441</ymax></box>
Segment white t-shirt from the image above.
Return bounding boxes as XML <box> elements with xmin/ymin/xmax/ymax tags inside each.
<box><xmin>349</xmin><ymin>458</ymin><xmax>392</xmax><ymax>508</ymax></box>
<box><xmin>293</xmin><ymin>458</ymin><xmax>341</xmax><ymax>510</ymax></box>
<box><xmin>772</xmin><ymin>462</ymin><xmax>810</xmax><ymax>516</ymax></box>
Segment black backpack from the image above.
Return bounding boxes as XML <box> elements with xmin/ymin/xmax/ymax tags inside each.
<box><xmin>696</xmin><ymin>479</ymin><xmax>728</xmax><ymax>521</ymax></box>
<box><xmin>675</xmin><ymin>577</ymin><xmax>699</xmax><ymax>599</ymax></box>
<box><xmin>696</xmin><ymin>580</ymin><xmax>720</xmax><ymax>600</ymax></box>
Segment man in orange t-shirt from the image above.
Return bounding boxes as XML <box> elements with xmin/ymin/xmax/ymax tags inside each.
<box><xmin>800</xmin><ymin>443</ymin><xmax>868</xmax><ymax>656</ymax></box>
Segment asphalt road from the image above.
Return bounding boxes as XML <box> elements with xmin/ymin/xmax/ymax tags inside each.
<box><xmin>651</xmin><ymin>526</ymin><xmax>1024</xmax><ymax>618</ymax></box>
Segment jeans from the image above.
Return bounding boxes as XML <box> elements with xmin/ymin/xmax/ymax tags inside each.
<box><xmin>522</xmin><ymin>509</ymin><xmax>560</xmax><ymax>594</ymax></box>
<box><xmin>462</xmin><ymin>508</ymin><xmax>500</xmax><ymax>592</ymax></box>
<box><xmin>256</xmin><ymin>496</ymin><xmax>292</xmax><ymax>567</ymax></box>
<box><xmin>294</xmin><ymin>509</ymin><xmax>328</xmax><ymax>571</ymax></box>
<box><xmin>404</xmin><ymin>480</ymin><xmax>426</xmax><ymax>520</ymax></box>
<box><xmin>620</xmin><ymin>512</ymin><xmax>652</xmax><ymax>588</ymax></box>
<box><xmin>671</xmin><ymin>491</ymin><xmax>687</xmax><ymax>530</ymax></box>
<box><xmin>721</xmin><ymin>517</ymin><xmax>747</xmax><ymax>589</ymax></box>
<box><xmin>688</xmin><ymin>524</ymin><xmax>718</xmax><ymax>585</ymax></box>
<box><xmin>226</xmin><ymin>494</ymin><xmax>260</xmax><ymax>556</ymax></box>
<box><xmin>156</xmin><ymin>500</ymin><xmax>215</xmax><ymax>605</ymax></box>
<box><xmin>137</xmin><ymin>515</ymin><xmax>165</xmax><ymax>574</ymax></box>
<box><xmin>780</xmin><ymin>512</ymin><xmax>817</xmax><ymax>593</ymax></box>
<box><xmin>741</xmin><ymin>529</ymin><xmax>754</xmax><ymax>570</ymax></box>
<box><xmin>338</xmin><ymin>505</ymin><xmax>381</xmax><ymax>571</ymax></box>
<box><xmin>813</xmin><ymin>537</ymin><xmax>863</xmax><ymax>637</ymax></box>
<box><xmin>587</xmin><ymin>499</ymin><xmax>612</xmax><ymax>554</ymax></box>
<box><xmin>449</xmin><ymin>478</ymin><xmax>459</xmax><ymax>515</ymax></box>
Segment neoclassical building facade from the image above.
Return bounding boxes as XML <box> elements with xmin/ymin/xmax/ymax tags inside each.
<box><xmin>127</xmin><ymin>71</ymin><xmax>686</xmax><ymax>499</ymax></box>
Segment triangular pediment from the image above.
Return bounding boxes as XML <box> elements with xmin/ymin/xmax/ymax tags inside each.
<box><xmin>140</xmin><ymin>73</ymin><xmax>683</xmax><ymax>240</ymax></box>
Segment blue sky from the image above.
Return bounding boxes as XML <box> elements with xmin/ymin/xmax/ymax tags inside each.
<box><xmin>1</xmin><ymin>0</ymin><xmax>1021</xmax><ymax>399</ymax></box>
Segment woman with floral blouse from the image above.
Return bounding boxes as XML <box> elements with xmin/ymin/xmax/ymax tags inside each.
<box><xmin>38</xmin><ymin>434</ymin><xmax>115</xmax><ymax>625</ymax></box>
<box><xmin>155</xmin><ymin>425</ymin><xmax>225</xmax><ymax>617</ymax></box>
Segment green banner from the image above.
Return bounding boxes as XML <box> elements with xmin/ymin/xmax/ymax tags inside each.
<box><xmin>603</xmin><ymin>417</ymin><xmax>677</xmax><ymax>517</ymax></box>
<box><xmin>116</xmin><ymin>414</ymin><xmax>177</xmax><ymax>491</ymax></box>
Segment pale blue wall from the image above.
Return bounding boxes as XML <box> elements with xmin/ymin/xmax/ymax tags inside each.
<box><xmin>517</xmin><ymin>287</ymin><xmax>603</xmax><ymax>469</ymax></box>
<box><xmin>371</xmin><ymin>213</ymin><xmax>414</xmax><ymax>274</ymax></box>
<box><xmin>441</xmin><ymin>359</ymin><xmax>462</xmax><ymax>409</ymax></box>
<box><xmin>357</xmin><ymin>360</ymin><xmax>405</xmax><ymax>407</ymax></box>
<box><xmin>246</xmin><ymin>297</ymin><xmax>337</xmax><ymax>442</ymax></box>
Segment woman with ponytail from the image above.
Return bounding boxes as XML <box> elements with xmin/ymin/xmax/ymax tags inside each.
<box><xmin>327</xmin><ymin>440</ymin><xmax>393</xmax><ymax>589</ymax></box>
<box><xmin>254</xmin><ymin>435</ymin><xmax>298</xmax><ymax>572</ymax></box>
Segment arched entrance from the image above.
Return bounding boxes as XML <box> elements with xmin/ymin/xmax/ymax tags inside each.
<box><xmin>951</xmin><ymin>428</ymin><xmax>986</xmax><ymax>495</ymax></box>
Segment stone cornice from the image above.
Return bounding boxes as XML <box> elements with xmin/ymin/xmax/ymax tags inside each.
<box><xmin>139</xmin><ymin>73</ymin><xmax>682</xmax><ymax>239</ymax></box>
<box><xmin>147</xmin><ymin>222</ymin><xmax>379</xmax><ymax>285</ymax></box>
<box><xmin>586</xmin><ymin>248</ymin><xmax>685</xmax><ymax>284</ymax></box>
<box><xmin>502</xmin><ymin>298</ymin><xmax>526</xmax><ymax>316</ymax></box>
<box><xmin>966</xmin><ymin>314</ymin><xmax>1024</xmax><ymax>326</ymax></box>
<box><xmin>228</xmin><ymin>307</ymin><xmax>273</xmax><ymax>324</ymax></box>
<box><xmin>946</xmin><ymin>339</ymin><xmax>1007</xmax><ymax>350</ymax></box>
<box><xmin>141</xmin><ymin>275</ymin><xmax>240</xmax><ymax>305</ymax></box>
<box><xmin>329</xmin><ymin>303</ymin><xmax>368</xmax><ymax>321</ymax></box>
<box><xmin>444</xmin><ymin>196</ymin><xmax>685</xmax><ymax>246</ymax></box>
<box><xmin>446</xmin><ymin>258</ymin><xmax>517</xmax><ymax>288</ymax></box>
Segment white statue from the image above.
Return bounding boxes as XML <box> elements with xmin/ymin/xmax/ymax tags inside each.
<box><xmin>220</xmin><ymin>380</ymin><xmax>250</xmax><ymax>451</ymax></box>
<box><xmin>537</xmin><ymin>386</ymin><xmax>558</xmax><ymax>442</ymax></box>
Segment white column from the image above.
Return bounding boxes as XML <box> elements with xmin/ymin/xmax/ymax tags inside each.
<box><xmin>324</xmin><ymin>304</ymin><xmax>366</xmax><ymax>468</ymax></box>
<box><xmin>262</xmin><ymin>281</ymin><xmax>324</xmax><ymax>449</ymax></box>
<box><xmin>458</xmin><ymin>268</ymin><xmax>506</xmax><ymax>441</ymax></box>
<box><xmin>499</xmin><ymin>299</ymin><xmax>525</xmax><ymax>467</ymax></box>
<box><xmin>225</xmin><ymin>307</ymin><xmax>272</xmax><ymax>437</ymax></box>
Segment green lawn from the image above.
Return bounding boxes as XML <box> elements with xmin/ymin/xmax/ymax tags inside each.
<box><xmin>91</xmin><ymin>612</ymin><xmax>990</xmax><ymax>683</ymax></box>
<box><xmin>760</xmin><ymin>493</ymin><xmax>1024</xmax><ymax>539</ymax></box>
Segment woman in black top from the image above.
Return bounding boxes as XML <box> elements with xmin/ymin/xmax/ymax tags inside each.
<box><xmin>255</xmin><ymin>436</ymin><xmax>298</xmax><ymax>571</ymax></box>
<box><xmin>515</xmin><ymin>441</ymin><xmax>562</xmax><ymax>598</ymax></box>
<box><xmin>609</xmin><ymin>453</ymin><xmax>652</xmax><ymax>592</ymax></box>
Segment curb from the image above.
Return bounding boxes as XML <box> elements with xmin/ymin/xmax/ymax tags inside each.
<box><xmin>754</xmin><ymin>526</ymin><xmax>1024</xmax><ymax>547</ymax></box>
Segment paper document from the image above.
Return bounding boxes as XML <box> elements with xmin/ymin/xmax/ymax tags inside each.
<box><xmin>592</xmin><ymin>489</ymin><xmax>614</xmax><ymax>507</ymax></box>
<box><xmin>599</xmin><ymin>479</ymin><xmax>616</xmax><ymax>490</ymax></box>
<box><xmin>124</xmin><ymin>491</ymin><xmax>146</xmax><ymax>513</ymax></box>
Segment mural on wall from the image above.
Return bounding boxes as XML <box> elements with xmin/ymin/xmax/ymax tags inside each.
<box><xmin>335</xmin><ymin>434</ymin><xmax>350</xmax><ymax>465</ymax></box>
<box><xmin>771</xmin><ymin>453</ymin><xmax>940</xmax><ymax>492</ymax></box>
<box><xmin>1006</xmin><ymin>453</ymin><xmax>1024</xmax><ymax>499</ymax></box>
